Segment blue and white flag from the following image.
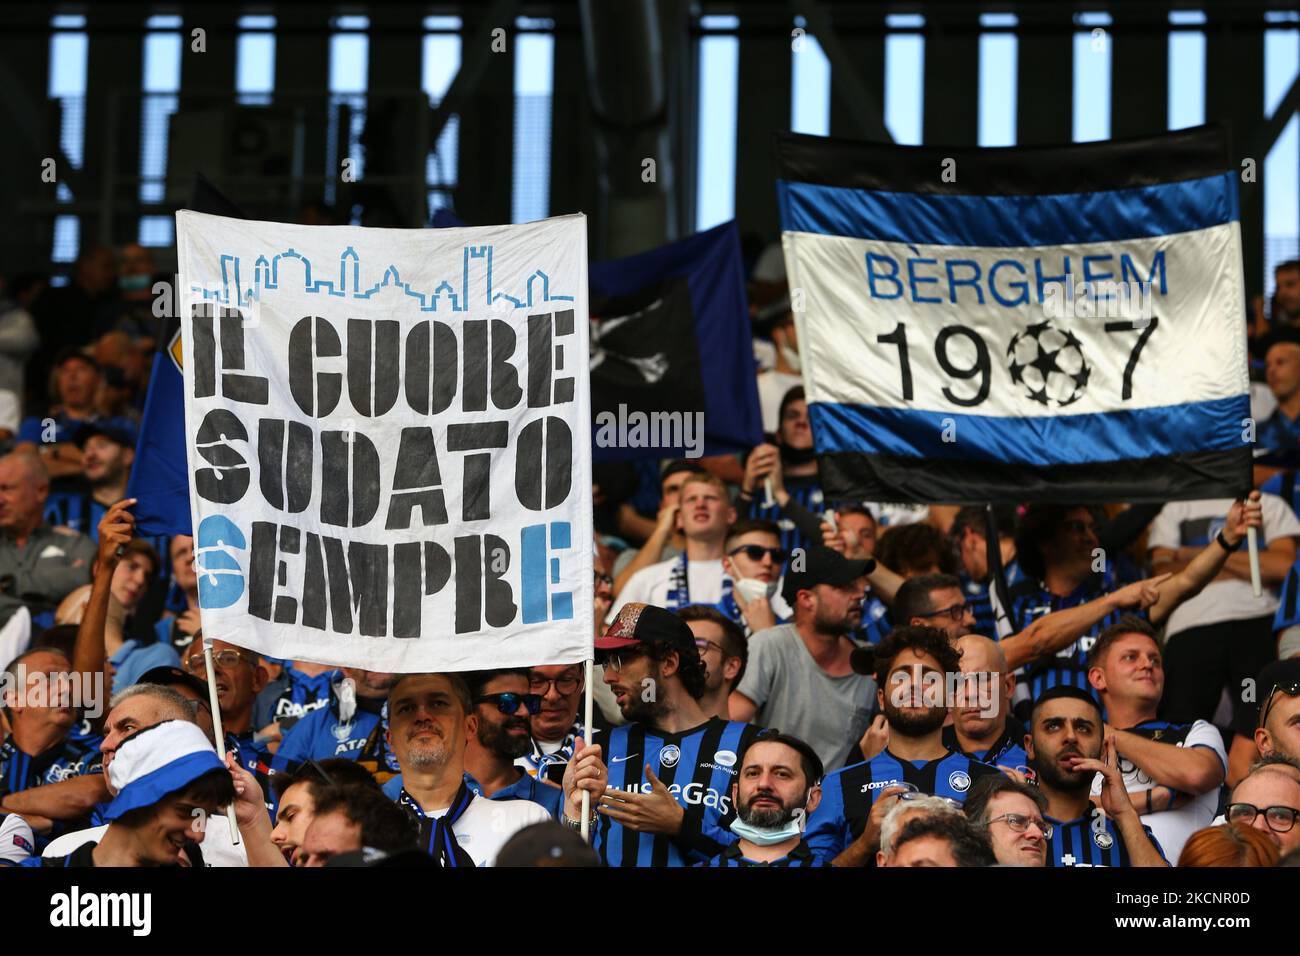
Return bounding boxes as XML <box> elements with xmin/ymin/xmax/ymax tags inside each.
<box><xmin>776</xmin><ymin>126</ymin><xmax>1251</xmax><ymax>503</ymax></box>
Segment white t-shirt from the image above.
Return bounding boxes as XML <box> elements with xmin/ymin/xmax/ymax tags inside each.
<box><xmin>757</xmin><ymin>369</ymin><xmax>803</xmax><ymax>434</ymax></box>
<box><xmin>1090</xmin><ymin>719</ymin><xmax>1226</xmax><ymax>864</ymax></box>
<box><xmin>425</xmin><ymin>793</ymin><xmax>550</xmax><ymax>867</ymax></box>
<box><xmin>0</xmin><ymin>812</ymin><xmax>36</xmax><ymax>864</ymax></box>
<box><xmin>609</xmin><ymin>556</ymin><xmax>726</xmax><ymax>622</ymax></box>
<box><xmin>41</xmin><ymin>819</ymin><xmax>251</xmax><ymax>867</ymax></box>
<box><xmin>1147</xmin><ymin>494</ymin><xmax>1300</xmax><ymax>637</ymax></box>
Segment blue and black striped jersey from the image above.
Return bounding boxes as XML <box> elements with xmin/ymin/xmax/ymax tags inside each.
<box><xmin>854</xmin><ymin>595</ymin><xmax>892</xmax><ymax>646</ymax></box>
<box><xmin>43</xmin><ymin>482</ymin><xmax>172</xmax><ymax>590</ymax></box>
<box><xmin>804</xmin><ymin>747</ymin><xmax>1003</xmax><ymax>861</ymax></box>
<box><xmin>594</xmin><ymin>716</ymin><xmax>759</xmax><ymax>867</ymax></box>
<box><xmin>963</xmin><ymin>558</ymin><xmax>1025</xmax><ymax>638</ymax></box>
<box><xmin>1007</xmin><ymin>565</ymin><xmax>1143</xmax><ymax>702</ymax></box>
<box><xmin>942</xmin><ymin>717</ymin><xmax>1031</xmax><ymax>775</ymax></box>
<box><xmin>1045</xmin><ymin>805</ymin><xmax>1166</xmax><ymax>867</ymax></box>
<box><xmin>745</xmin><ymin>475</ymin><xmax>824</xmax><ymax>554</ymax></box>
<box><xmin>698</xmin><ymin>840</ymin><xmax>825</xmax><ymax>867</ymax></box>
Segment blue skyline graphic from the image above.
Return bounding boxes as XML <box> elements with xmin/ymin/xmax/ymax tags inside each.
<box><xmin>188</xmin><ymin>244</ymin><xmax>575</xmax><ymax>313</ymax></box>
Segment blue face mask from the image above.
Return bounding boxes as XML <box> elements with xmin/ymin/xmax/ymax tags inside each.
<box><xmin>729</xmin><ymin>813</ymin><xmax>804</xmax><ymax>846</ymax></box>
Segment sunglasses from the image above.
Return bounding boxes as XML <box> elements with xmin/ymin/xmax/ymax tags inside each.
<box><xmin>728</xmin><ymin>545</ymin><xmax>789</xmax><ymax>564</ymax></box>
<box><xmin>1259</xmin><ymin>681</ymin><xmax>1300</xmax><ymax>728</ymax></box>
<box><xmin>985</xmin><ymin>812</ymin><xmax>1054</xmax><ymax>838</ymax></box>
<box><xmin>474</xmin><ymin>692</ymin><xmax>543</xmax><ymax>716</ymax></box>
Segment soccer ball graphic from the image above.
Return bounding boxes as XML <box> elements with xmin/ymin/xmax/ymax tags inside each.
<box><xmin>1006</xmin><ymin>321</ymin><xmax>1091</xmax><ymax>407</ymax></box>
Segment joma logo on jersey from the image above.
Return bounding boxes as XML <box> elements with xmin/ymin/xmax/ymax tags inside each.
<box><xmin>861</xmin><ymin>778</ymin><xmax>903</xmax><ymax>793</ymax></box>
<box><xmin>621</xmin><ymin>781</ymin><xmax>730</xmax><ymax>813</ymax></box>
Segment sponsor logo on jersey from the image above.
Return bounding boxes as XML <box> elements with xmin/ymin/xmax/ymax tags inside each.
<box><xmin>713</xmin><ymin>749</ymin><xmax>737</xmax><ymax>767</ymax></box>
<box><xmin>861</xmin><ymin>778</ymin><xmax>903</xmax><ymax>793</ymax></box>
<box><xmin>619</xmin><ymin>780</ymin><xmax>731</xmax><ymax>814</ymax></box>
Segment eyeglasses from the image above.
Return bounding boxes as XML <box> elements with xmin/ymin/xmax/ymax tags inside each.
<box><xmin>985</xmin><ymin>812</ymin><xmax>1053</xmax><ymax>838</ymax></box>
<box><xmin>604</xmin><ymin>648</ymin><xmax>646</xmax><ymax>672</ymax></box>
<box><xmin>185</xmin><ymin>649</ymin><xmax>252</xmax><ymax>672</ymax></box>
<box><xmin>474</xmin><ymin>692</ymin><xmax>543</xmax><ymax>716</ymax></box>
<box><xmin>1259</xmin><ymin>681</ymin><xmax>1300</xmax><ymax>728</ymax></box>
<box><xmin>728</xmin><ymin>545</ymin><xmax>789</xmax><ymax>565</ymax></box>
<box><xmin>920</xmin><ymin>601</ymin><xmax>969</xmax><ymax>623</ymax></box>
<box><xmin>1225</xmin><ymin>802</ymin><xmax>1300</xmax><ymax>833</ymax></box>
<box><xmin>694</xmin><ymin>638</ymin><xmax>726</xmax><ymax>656</ymax></box>
<box><xmin>529</xmin><ymin>674</ymin><xmax>581</xmax><ymax>696</ymax></box>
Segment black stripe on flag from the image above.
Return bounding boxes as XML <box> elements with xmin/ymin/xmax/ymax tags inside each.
<box><xmin>819</xmin><ymin>447</ymin><xmax>1251</xmax><ymax>505</ymax></box>
<box><xmin>774</xmin><ymin>124</ymin><xmax>1229</xmax><ymax>195</ymax></box>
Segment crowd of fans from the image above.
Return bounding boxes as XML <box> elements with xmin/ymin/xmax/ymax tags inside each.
<box><xmin>1</xmin><ymin>242</ymin><xmax>1299</xmax><ymax>869</ymax></box>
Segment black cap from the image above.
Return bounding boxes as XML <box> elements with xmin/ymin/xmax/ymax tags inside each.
<box><xmin>596</xmin><ymin>602</ymin><xmax>697</xmax><ymax>658</ymax></box>
<box><xmin>495</xmin><ymin>822</ymin><xmax>601</xmax><ymax>867</ymax></box>
<box><xmin>136</xmin><ymin>666</ymin><xmax>208</xmax><ymax>699</ymax></box>
<box><xmin>1257</xmin><ymin>658</ymin><xmax>1300</xmax><ymax>726</ymax></box>
<box><xmin>53</xmin><ymin>346</ymin><xmax>99</xmax><ymax>372</ymax></box>
<box><xmin>74</xmin><ymin>419</ymin><xmax>138</xmax><ymax>449</ymax></box>
<box><xmin>780</xmin><ymin>545</ymin><xmax>875</xmax><ymax>606</ymax></box>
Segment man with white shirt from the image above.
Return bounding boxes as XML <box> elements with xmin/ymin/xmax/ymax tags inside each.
<box><xmin>611</xmin><ymin>472</ymin><xmax>735</xmax><ymax>618</ymax></box>
<box><xmin>1148</xmin><ymin>492</ymin><xmax>1300</xmax><ymax>725</ymax></box>
<box><xmin>385</xmin><ymin>672</ymin><xmax>552</xmax><ymax>866</ymax></box>
<box><xmin>1085</xmin><ymin>616</ymin><xmax>1226</xmax><ymax>863</ymax></box>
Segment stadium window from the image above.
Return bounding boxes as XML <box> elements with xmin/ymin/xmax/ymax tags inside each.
<box><xmin>139</xmin><ymin>15</ymin><xmax>182</xmax><ymax>245</ymax></box>
<box><xmin>48</xmin><ymin>14</ymin><xmax>87</xmax><ymax>274</ymax></box>
<box><xmin>1168</xmin><ymin>10</ymin><xmax>1206</xmax><ymax>130</ymax></box>
<box><xmin>695</xmin><ymin>14</ymin><xmax>739</xmax><ymax>232</ymax></box>
<box><xmin>790</xmin><ymin>16</ymin><xmax>830</xmax><ymax>137</ymax></box>
<box><xmin>885</xmin><ymin>13</ymin><xmax>924</xmax><ymax>145</ymax></box>
<box><xmin>978</xmin><ymin>12</ymin><xmax>1017</xmax><ymax>147</ymax></box>
<box><xmin>1264</xmin><ymin>10</ymin><xmax>1300</xmax><ymax>299</ymax></box>
<box><xmin>329</xmin><ymin>15</ymin><xmax>370</xmax><ymax>214</ymax></box>
<box><xmin>1072</xmin><ymin>11</ymin><xmax>1111</xmax><ymax>143</ymax></box>
<box><xmin>512</xmin><ymin>17</ymin><xmax>555</xmax><ymax>224</ymax></box>
<box><xmin>236</xmin><ymin>14</ymin><xmax>276</xmax><ymax>106</ymax></box>
<box><xmin>423</xmin><ymin>16</ymin><xmax>462</xmax><ymax>219</ymax></box>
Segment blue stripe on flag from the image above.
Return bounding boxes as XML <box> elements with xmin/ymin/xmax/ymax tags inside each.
<box><xmin>777</xmin><ymin>172</ymin><xmax>1237</xmax><ymax>248</ymax></box>
<box><xmin>809</xmin><ymin>395</ymin><xmax>1249</xmax><ymax>467</ymax></box>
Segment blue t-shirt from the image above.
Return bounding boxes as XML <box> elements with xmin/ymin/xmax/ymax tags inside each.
<box><xmin>1045</xmin><ymin>805</ymin><xmax>1167</xmax><ymax>867</ymax></box>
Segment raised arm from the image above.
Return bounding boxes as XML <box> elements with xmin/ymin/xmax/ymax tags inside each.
<box><xmin>1147</xmin><ymin>492</ymin><xmax>1263</xmax><ymax>626</ymax></box>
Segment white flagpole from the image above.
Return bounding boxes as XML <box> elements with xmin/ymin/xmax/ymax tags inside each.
<box><xmin>580</xmin><ymin>657</ymin><xmax>594</xmax><ymax>841</ymax></box>
<box><xmin>1247</xmin><ymin>526</ymin><xmax>1263</xmax><ymax>598</ymax></box>
<box><xmin>202</xmin><ymin>637</ymin><xmax>242</xmax><ymax>845</ymax></box>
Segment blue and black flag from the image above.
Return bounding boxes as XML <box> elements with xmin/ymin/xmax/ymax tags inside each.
<box><xmin>775</xmin><ymin>126</ymin><xmax>1251</xmax><ymax>505</ymax></box>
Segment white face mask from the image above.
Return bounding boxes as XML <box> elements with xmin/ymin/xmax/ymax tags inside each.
<box><xmin>734</xmin><ymin>576</ymin><xmax>778</xmax><ymax>604</ymax></box>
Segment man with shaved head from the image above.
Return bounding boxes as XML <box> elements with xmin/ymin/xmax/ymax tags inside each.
<box><xmin>944</xmin><ymin>633</ymin><xmax>1028</xmax><ymax>774</ymax></box>
<box><xmin>0</xmin><ymin>451</ymin><xmax>95</xmax><ymax>628</ymax></box>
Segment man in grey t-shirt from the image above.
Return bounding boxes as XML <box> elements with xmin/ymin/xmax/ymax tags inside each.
<box><xmin>731</xmin><ymin>546</ymin><xmax>876</xmax><ymax>771</ymax></box>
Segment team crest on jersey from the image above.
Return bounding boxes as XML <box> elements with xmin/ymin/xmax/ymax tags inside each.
<box><xmin>331</xmin><ymin>721</ymin><xmax>354</xmax><ymax>742</ymax></box>
<box><xmin>1093</xmin><ymin>829</ymin><xmax>1114</xmax><ymax>850</ymax></box>
<box><xmin>659</xmin><ymin>745</ymin><xmax>681</xmax><ymax>768</ymax></box>
<box><xmin>948</xmin><ymin>770</ymin><xmax>971</xmax><ymax>793</ymax></box>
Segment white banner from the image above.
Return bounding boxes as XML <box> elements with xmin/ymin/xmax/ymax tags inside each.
<box><xmin>175</xmin><ymin>211</ymin><xmax>593</xmax><ymax>672</ymax></box>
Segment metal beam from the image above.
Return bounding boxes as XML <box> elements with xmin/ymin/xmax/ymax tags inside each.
<box><xmin>0</xmin><ymin>57</ymin><xmax>85</xmax><ymax>198</ymax></box>
<box><xmin>792</xmin><ymin>0</ymin><xmax>892</xmax><ymax>142</ymax></box>
<box><xmin>429</xmin><ymin>0</ymin><xmax>522</xmax><ymax>147</ymax></box>
<box><xmin>1239</xmin><ymin>68</ymin><xmax>1300</xmax><ymax>206</ymax></box>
